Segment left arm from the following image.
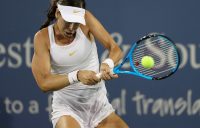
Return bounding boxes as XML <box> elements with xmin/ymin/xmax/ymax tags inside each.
<box><xmin>85</xmin><ymin>10</ymin><xmax>123</xmax><ymax>80</ymax></box>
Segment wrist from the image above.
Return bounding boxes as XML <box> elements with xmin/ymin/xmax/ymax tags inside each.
<box><xmin>68</xmin><ymin>70</ymin><xmax>79</xmax><ymax>84</ymax></box>
<box><xmin>102</xmin><ymin>58</ymin><xmax>114</xmax><ymax>68</ymax></box>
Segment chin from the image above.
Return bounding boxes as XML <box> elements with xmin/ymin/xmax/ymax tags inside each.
<box><xmin>65</xmin><ymin>34</ymin><xmax>74</xmax><ymax>38</ymax></box>
<box><xmin>66</xmin><ymin>32</ymin><xmax>76</xmax><ymax>38</ymax></box>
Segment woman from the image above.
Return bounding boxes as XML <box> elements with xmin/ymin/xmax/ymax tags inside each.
<box><xmin>31</xmin><ymin>0</ymin><xmax>129</xmax><ymax>128</ymax></box>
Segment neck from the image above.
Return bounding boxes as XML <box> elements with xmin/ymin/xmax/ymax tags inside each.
<box><xmin>53</xmin><ymin>23</ymin><xmax>75</xmax><ymax>45</ymax></box>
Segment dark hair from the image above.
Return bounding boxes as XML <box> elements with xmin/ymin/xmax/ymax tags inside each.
<box><xmin>40</xmin><ymin>0</ymin><xmax>86</xmax><ymax>30</ymax></box>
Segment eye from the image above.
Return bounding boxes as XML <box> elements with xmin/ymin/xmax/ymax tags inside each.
<box><xmin>74</xmin><ymin>23</ymin><xmax>80</xmax><ymax>26</ymax></box>
<box><xmin>63</xmin><ymin>20</ymin><xmax>69</xmax><ymax>24</ymax></box>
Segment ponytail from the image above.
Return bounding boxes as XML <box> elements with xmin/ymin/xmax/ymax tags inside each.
<box><xmin>40</xmin><ymin>0</ymin><xmax>58</xmax><ymax>30</ymax></box>
<box><xmin>40</xmin><ymin>0</ymin><xmax>86</xmax><ymax>30</ymax></box>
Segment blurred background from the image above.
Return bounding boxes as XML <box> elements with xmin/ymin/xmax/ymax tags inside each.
<box><xmin>0</xmin><ymin>0</ymin><xmax>200</xmax><ymax>128</ymax></box>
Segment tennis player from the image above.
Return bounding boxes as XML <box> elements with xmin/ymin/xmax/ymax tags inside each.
<box><xmin>31</xmin><ymin>0</ymin><xmax>129</xmax><ymax>128</ymax></box>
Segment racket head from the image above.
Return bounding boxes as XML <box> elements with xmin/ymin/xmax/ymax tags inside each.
<box><xmin>114</xmin><ymin>33</ymin><xmax>180</xmax><ymax>80</ymax></box>
<box><xmin>132</xmin><ymin>34</ymin><xmax>180</xmax><ymax>80</ymax></box>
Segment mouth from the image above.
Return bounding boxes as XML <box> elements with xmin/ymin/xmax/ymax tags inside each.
<box><xmin>64</xmin><ymin>31</ymin><xmax>75</xmax><ymax>37</ymax></box>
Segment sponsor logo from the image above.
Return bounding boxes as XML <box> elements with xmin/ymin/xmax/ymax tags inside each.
<box><xmin>69</xmin><ymin>51</ymin><xmax>76</xmax><ymax>56</ymax></box>
<box><xmin>73</xmin><ymin>10</ymin><xmax>81</xmax><ymax>13</ymax></box>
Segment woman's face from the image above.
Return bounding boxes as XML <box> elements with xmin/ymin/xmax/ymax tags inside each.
<box><xmin>56</xmin><ymin>11</ymin><xmax>80</xmax><ymax>38</ymax></box>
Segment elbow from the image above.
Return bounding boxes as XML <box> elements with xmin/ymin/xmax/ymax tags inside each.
<box><xmin>39</xmin><ymin>85</ymin><xmax>50</xmax><ymax>93</ymax></box>
<box><xmin>32</xmin><ymin>67</ymin><xmax>53</xmax><ymax>92</ymax></box>
<box><xmin>38</xmin><ymin>83</ymin><xmax>50</xmax><ymax>93</ymax></box>
<box><xmin>37</xmin><ymin>80</ymin><xmax>51</xmax><ymax>93</ymax></box>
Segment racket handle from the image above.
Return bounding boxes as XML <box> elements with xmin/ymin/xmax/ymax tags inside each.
<box><xmin>96</xmin><ymin>69</ymin><xmax>114</xmax><ymax>79</ymax></box>
<box><xmin>96</xmin><ymin>73</ymin><xmax>102</xmax><ymax>79</ymax></box>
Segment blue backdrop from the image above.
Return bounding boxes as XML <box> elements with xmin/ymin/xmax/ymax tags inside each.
<box><xmin>0</xmin><ymin>0</ymin><xmax>200</xmax><ymax>128</ymax></box>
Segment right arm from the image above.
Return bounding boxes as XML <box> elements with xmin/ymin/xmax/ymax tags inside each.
<box><xmin>31</xmin><ymin>30</ymin><xmax>71</xmax><ymax>92</ymax></box>
<box><xmin>31</xmin><ymin>30</ymin><xmax>100</xmax><ymax>92</ymax></box>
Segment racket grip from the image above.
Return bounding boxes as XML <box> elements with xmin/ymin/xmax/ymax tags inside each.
<box><xmin>96</xmin><ymin>68</ymin><xmax>114</xmax><ymax>79</ymax></box>
<box><xmin>96</xmin><ymin>73</ymin><xmax>102</xmax><ymax>79</ymax></box>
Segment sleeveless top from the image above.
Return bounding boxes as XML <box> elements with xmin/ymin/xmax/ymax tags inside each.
<box><xmin>48</xmin><ymin>24</ymin><xmax>107</xmax><ymax>106</ymax></box>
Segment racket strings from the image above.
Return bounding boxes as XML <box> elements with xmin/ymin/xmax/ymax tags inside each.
<box><xmin>132</xmin><ymin>36</ymin><xmax>179</xmax><ymax>78</ymax></box>
<box><xmin>134</xmin><ymin>50</ymin><xmax>178</xmax><ymax>67</ymax></box>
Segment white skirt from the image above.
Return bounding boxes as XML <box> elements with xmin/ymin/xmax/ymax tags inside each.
<box><xmin>51</xmin><ymin>82</ymin><xmax>115</xmax><ymax>128</ymax></box>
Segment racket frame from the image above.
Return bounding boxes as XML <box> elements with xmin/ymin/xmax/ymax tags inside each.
<box><xmin>113</xmin><ymin>34</ymin><xmax>180</xmax><ymax>80</ymax></box>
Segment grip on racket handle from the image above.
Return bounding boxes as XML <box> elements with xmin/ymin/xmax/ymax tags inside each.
<box><xmin>96</xmin><ymin>68</ymin><xmax>114</xmax><ymax>79</ymax></box>
<box><xmin>96</xmin><ymin>73</ymin><xmax>102</xmax><ymax>79</ymax></box>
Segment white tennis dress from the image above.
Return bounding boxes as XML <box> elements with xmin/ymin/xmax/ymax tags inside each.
<box><xmin>48</xmin><ymin>24</ymin><xmax>115</xmax><ymax>128</ymax></box>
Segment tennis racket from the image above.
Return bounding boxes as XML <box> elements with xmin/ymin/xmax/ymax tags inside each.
<box><xmin>97</xmin><ymin>33</ymin><xmax>180</xmax><ymax>80</ymax></box>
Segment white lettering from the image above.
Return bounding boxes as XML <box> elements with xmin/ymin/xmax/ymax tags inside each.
<box><xmin>29</xmin><ymin>100</ymin><xmax>39</xmax><ymax>114</ymax></box>
<box><xmin>8</xmin><ymin>43</ymin><xmax>22</xmax><ymax>68</ymax></box>
<box><xmin>111</xmin><ymin>89</ymin><xmax>127</xmax><ymax>115</ymax></box>
<box><xmin>132</xmin><ymin>90</ymin><xmax>200</xmax><ymax>117</ymax></box>
<box><xmin>0</xmin><ymin>43</ymin><xmax>6</xmax><ymax>67</ymax></box>
<box><xmin>23</xmin><ymin>38</ymin><xmax>33</xmax><ymax>68</ymax></box>
<box><xmin>188</xmin><ymin>44</ymin><xmax>200</xmax><ymax>69</ymax></box>
<box><xmin>4</xmin><ymin>97</ymin><xmax>23</xmax><ymax>114</ymax></box>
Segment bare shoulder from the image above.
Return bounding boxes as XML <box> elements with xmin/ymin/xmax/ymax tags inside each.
<box><xmin>34</xmin><ymin>28</ymin><xmax>50</xmax><ymax>49</ymax></box>
<box><xmin>84</xmin><ymin>10</ymin><xmax>96</xmax><ymax>26</ymax></box>
<box><xmin>85</xmin><ymin>10</ymin><xmax>93</xmax><ymax>18</ymax></box>
<box><xmin>79</xmin><ymin>10</ymin><xmax>89</xmax><ymax>39</ymax></box>
<box><xmin>80</xmin><ymin>10</ymin><xmax>91</xmax><ymax>32</ymax></box>
<box><xmin>81</xmin><ymin>10</ymin><xmax>94</xmax><ymax>30</ymax></box>
<box><xmin>80</xmin><ymin>10</ymin><xmax>95</xmax><ymax>41</ymax></box>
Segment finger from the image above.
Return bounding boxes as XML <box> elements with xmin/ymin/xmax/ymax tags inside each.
<box><xmin>102</xmin><ymin>71</ymin><xmax>112</xmax><ymax>80</ymax></box>
<box><xmin>87</xmin><ymin>75</ymin><xmax>100</xmax><ymax>85</ymax></box>
<box><xmin>105</xmin><ymin>68</ymin><xmax>111</xmax><ymax>74</ymax></box>
<box><xmin>111</xmin><ymin>74</ymin><xmax>118</xmax><ymax>79</ymax></box>
<box><xmin>87</xmin><ymin>80</ymin><xmax>97</xmax><ymax>85</ymax></box>
<box><xmin>84</xmin><ymin>76</ymin><xmax>96</xmax><ymax>85</ymax></box>
<box><xmin>90</xmin><ymin>77</ymin><xmax>99</xmax><ymax>84</ymax></box>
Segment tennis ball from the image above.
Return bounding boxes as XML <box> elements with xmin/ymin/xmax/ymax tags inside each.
<box><xmin>141</xmin><ymin>56</ymin><xmax>155</xmax><ymax>69</ymax></box>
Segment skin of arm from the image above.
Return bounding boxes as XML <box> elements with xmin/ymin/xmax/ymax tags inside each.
<box><xmin>32</xmin><ymin>30</ymin><xmax>101</xmax><ymax>93</ymax></box>
<box><xmin>83</xmin><ymin>10</ymin><xmax>123</xmax><ymax>80</ymax></box>
<box><xmin>32</xmin><ymin>10</ymin><xmax>123</xmax><ymax>92</ymax></box>
<box><xmin>31</xmin><ymin>30</ymin><xmax>72</xmax><ymax>92</ymax></box>
<box><xmin>85</xmin><ymin>11</ymin><xmax>123</xmax><ymax>64</ymax></box>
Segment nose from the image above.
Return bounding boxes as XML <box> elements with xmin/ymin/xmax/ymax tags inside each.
<box><xmin>68</xmin><ymin>23</ymin><xmax>75</xmax><ymax>31</ymax></box>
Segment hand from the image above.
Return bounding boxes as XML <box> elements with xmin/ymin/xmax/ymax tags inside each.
<box><xmin>77</xmin><ymin>70</ymin><xmax>101</xmax><ymax>85</ymax></box>
<box><xmin>100</xmin><ymin>63</ymin><xmax>118</xmax><ymax>80</ymax></box>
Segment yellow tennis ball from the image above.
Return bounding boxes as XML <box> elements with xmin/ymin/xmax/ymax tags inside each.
<box><xmin>141</xmin><ymin>56</ymin><xmax>155</xmax><ymax>69</ymax></box>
